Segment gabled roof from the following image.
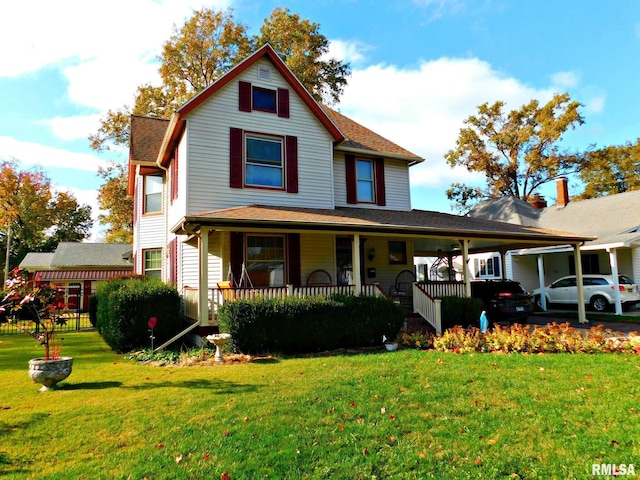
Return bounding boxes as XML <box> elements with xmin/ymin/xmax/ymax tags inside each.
<box><xmin>128</xmin><ymin>44</ymin><xmax>425</xmax><ymax>171</ymax></box>
<box><xmin>19</xmin><ymin>243</ymin><xmax>134</xmax><ymax>270</ymax></box>
<box><xmin>469</xmin><ymin>190</ymin><xmax>640</xmax><ymax>249</ymax></box>
<box><xmin>322</xmin><ymin>106</ymin><xmax>423</xmax><ymax>164</ymax></box>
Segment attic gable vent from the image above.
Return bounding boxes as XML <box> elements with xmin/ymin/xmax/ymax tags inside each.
<box><xmin>257</xmin><ymin>65</ymin><xmax>271</xmax><ymax>81</ymax></box>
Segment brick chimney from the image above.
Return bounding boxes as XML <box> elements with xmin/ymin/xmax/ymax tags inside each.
<box><xmin>556</xmin><ymin>177</ymin><xmax>569</xmax><ymax>207</ymax></box>
<box><xmin>529</xmin><ymin>193</ymin><xmax>547</xmax><ymax>209</ymax></box>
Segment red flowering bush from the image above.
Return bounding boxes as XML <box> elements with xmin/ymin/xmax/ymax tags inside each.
<box><xmin>1</xmin><ymin>268</ymin><xmax>67</xmax><ymax>359</ymax></box>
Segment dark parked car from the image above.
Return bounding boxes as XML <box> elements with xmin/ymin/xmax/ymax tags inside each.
<box><xmin>470</xmin><ymin>280</ymin><xmax>533</xmax><ymax>324</ymax></box>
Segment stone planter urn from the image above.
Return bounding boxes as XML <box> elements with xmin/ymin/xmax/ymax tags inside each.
<box><xmin>28</xmin><ymin>357</ymin><xmax>73</xmax><ymax>391</ymax></box>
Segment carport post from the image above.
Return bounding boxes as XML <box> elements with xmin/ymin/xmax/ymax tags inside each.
<box><xmin>537</xmin><ymin>255</ymin><xmax>547</xmax><ymax>311</ymax></box>
<box><xmin>608</xmin><ymin>247</ymin><xmax>623</xmax><ymax>315</ymax></box>
<box><xmin>460</xmin><ymin>239</ymin><xmax>471</xmax><ymax>297</ymax></box>
<box><xmin>574</xmin><ymin>243</ymin><xmax>588</xmax><ymax>324</ymax></box>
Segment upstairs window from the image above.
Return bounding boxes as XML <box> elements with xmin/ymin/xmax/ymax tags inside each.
<box><xmin>252</xmin><ymin>87</ymin><xmax>276</xmax><ymax>113</ymax></box>
<box><xmin>245</xmin><ymin>135</ymin><xmax>284</xmax><ymax>188</ymax></box>
<box><xmin>144</xmin><ymin>175</ymin><xmax>162</xmax><ymax>213</ymax></box>
<box><xmin>356</xmin><ymin>159</ymin><xmax>375</xmax><ymax>203</ymax></box>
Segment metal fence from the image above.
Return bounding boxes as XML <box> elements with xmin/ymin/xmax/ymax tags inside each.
<box><xmin>0</xmin><ymin>312</ymin><xmax>93</xmax><ymax>335</ymax></box>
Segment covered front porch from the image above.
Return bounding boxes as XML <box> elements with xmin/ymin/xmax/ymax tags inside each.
<box><xmin>174</xmin><ymin>205</ymin><xmax>593</xmax><ymax>334</ymax></box>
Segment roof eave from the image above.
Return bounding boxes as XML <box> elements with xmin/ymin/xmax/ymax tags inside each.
<box><xmin>335</xmin><ymin>145</ymin><xmax>424</xmax><ymax>165</ymax></box>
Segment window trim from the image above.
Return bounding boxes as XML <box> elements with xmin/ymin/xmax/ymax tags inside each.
<box><xmin>143</xmin><ymin>174</ymin><xmax>163</xmax><ymax>215</ymax></box>
<box><xmin>244</xmin><ymin>132</ymin><xmax>285</xmax><ymax>190</ymax></box>
<box><xmin>143</xmin><ymin>248</ymin><xmax>162</xmax><ymax>279</ymax></box>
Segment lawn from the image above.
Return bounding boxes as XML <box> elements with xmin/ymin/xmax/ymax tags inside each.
<box><xmin>1</xmin><ymin>331</ymin><xmax>639</xmax><ymax>479</ymax></box>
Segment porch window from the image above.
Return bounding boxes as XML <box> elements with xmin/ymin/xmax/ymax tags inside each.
<box><xmin>356</xmin><ymin>159</ymin><xmax>375</xmax><ymax>202</ymax></box>
<box><xmin>389</xmin><ymin>241</ymin><xmax>407</xmax><ymax>265</ymax></box>
<box><xmin>143</xmin><ymin>249</ymin><xmax>162</xmax><ymax>279</ymax></box>
<box><xmin>144</xmin><ymin>175</ymin><xmax>163</xmax><ymax>213</ymax></box>
<box><xmin>246</xmin><ymin>235</ymin><xmax>285</xmax><ymax>287</ymax></box>
<box><xmin>245</xmin><ymin>135</ymin><xmax>284</xmax><ymax>188</ymax></box>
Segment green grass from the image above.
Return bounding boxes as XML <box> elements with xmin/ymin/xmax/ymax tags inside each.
<box><xmin>1</xmin><ymin>331</ymin><xmax>640</xmax><ymax>479</ymax></box>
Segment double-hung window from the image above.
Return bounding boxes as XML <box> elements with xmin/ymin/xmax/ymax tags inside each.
<box><xmin>144</xmin><ymin>175</ymin><xmax>163</xmax><ymax>213</ymax></box>
<box><xmin>356</xmin><ymin>159</ymin><xmax>375</xmax><ymax>202</ymax></box>
<box><xmin>246</xmin><ymin>235</ymin><xmax>285</xmax><ymax>287</ymax></box>
<box><xmin>144</xmin><ymin>249</ymin><xmax>162</xmax><ymax>279</ymax></box>
<box><xmin>245</xmin><ymin>134</ymin><xmax>284</xmax><ymax>188</ymax></box>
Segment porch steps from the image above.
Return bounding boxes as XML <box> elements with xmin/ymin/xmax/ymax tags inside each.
<box><xmin>404</xmin><ymin>312</ymin><xmax>435</xmax><ymax>334</ymax></box>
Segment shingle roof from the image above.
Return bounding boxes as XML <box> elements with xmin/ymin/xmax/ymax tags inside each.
<box><xmin>19</xmin><ymin>252</ymin><xmax>55</xmax><ymax>270</ymax></box>
<box><xmin>468</xmin><ymin>196</ymin><xmax>541</xmax><ymax>227</ymax></box>
<box><xmin>129</xmin><ymin>116</ymin><xmax>170</xmax><ymax>165</ymax></box>
<box><xmin>469</xmin><ymin>190</ymin><xmax>640</xmax><ymax>248</ymax></box>
<box><xmin>322</xmin><ymin>106</ymin><xmax>423</xmax><ymax>162</ymax></box>
<box><xmin>50</xmin><ymin>243</ymin><xmax>133</xmax><ymax>268</ymax></box>
<box><xmin>175</xmin><ymin>204</ymin><xmax>591</xmax><ymax>244</ymax></box>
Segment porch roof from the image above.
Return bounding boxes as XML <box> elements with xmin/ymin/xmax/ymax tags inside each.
<box><xmin>172</xmin><ymin>205</ymin><xmax>594</xmax><ymax>254</ymax></box>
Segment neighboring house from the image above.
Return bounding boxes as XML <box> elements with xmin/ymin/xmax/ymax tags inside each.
<box><xmin>469</xmin><ymin>177</ymin><xmax>640</xmax><ymax>314</ymax></box>
<box><xmin>128</xmin><ymin>44</ymin><xmax>592</xmax><ymax>333</ymax></box>
<box><xmin>19</xmin><ymin>242</ymin><xmax>133</xmax><ymax>311</ymax></box>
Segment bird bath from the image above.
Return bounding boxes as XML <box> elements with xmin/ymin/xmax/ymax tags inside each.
<box><xmin>206</xmin><ymin>333</ymin><xmax>232</xmax><ymax>363</ymax></box>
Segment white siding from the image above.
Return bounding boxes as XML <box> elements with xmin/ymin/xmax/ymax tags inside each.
<box><xmin>167</xmin><ymin>134</ymin><xmax>188</xmax><ymax>232</ymax></box>
<box><xmin>632</xmin><ymin>247</ymin><xmax>640</xmax><ymax>284</ymax></box>
<box><xmin>185</xmin><ymin>58</ymin><xmax>335</xmax><ymax>213</ymax></box>
<box><xmin>333</xmin><ymin>153</ymin><xmax>412</xmax><ymax>211</ymax></box>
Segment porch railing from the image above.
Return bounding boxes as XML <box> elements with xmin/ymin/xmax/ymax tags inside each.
<box><xmin>183</xmin><ymin>283</ymin><xmax>385</xmax><ymax>322</ymax></box>
<box><xmin>419</xmin><ymin>281</ymin><xmax>465</xmax><ymax>299</ymax></box>
<box><xmin>412</xmin><ymin>283</ymin><xmax>443</xmax><ymax>334</ymax></box>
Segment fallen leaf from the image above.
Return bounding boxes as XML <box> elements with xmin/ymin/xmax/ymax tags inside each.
<box><xmin>418</xmin><ymin>452</ymin><xmax>426</xmax><ymax>459</ymax></box>
<box><xmin>585</xmin><ymin>375</ymin><xmax>592</xmax><ymax>379</ymax></box>
<box><xmin>203</xmin><ymin>454</ymin><xmax>211</xmax><ymax>460</ymax></box>
<box><xmin>437</xmin><ymin>359</ymin><xmax>444</xmax><ymax>364</ymax></box>
<box><xmin>387</xmin><ymin>435</ymin><xmax>395</xmax><ymax>442</ymax></box>
<box><xmin>222</xmin><ymin>429</ymin><xmax>229</xmax><ymax>437</ymax></box>
<box><xmin>157</xmin><ymin>443</ymin><xmax>164</xmax><ymax>449</ymax></box>
<box><xmin>339</xmin><ymin>423</ymin><xmax>345</xmax><ymax>430</ymax></box>
<box><xmin>611</xmin><ymin>440</ymin><xmax>619</xmax><ymax>447</ymax></box>
<box><xmin>350</xmin><ymin>402</ymin><xmax>356</xmax><ymax>408</ymax></box>
<box><xmin>243</xmin><ymin>417</ymin><xmax>249</xmax><ymax>422</ymax></box>
<box><xmin>488</xmin><ymin>439</ymin><xmax>497</xmax><ymax>445</ymax></box>
<box><xmin>473</xmin><ymin>400</ymin><xmax>478</xmax><ymax>407</ymax></box>
<box><xmin>539</xmin><ymin>367</ymin><xmax>545</xmax><ymax>372</ymax></box>
<box><xmin>390</xmin><ymin>414</ymin><xmax>396</xmax><ymax>421</ymax></box>
<box><xmin>176</xmin><ymin>454</ymin><xmax>183</xmax><ymax>464</ymax></box>
<box><xmin>362</xmin><ymin>448</ymin><xmax>368</xmax><ymax>455</ymax></box>
<box><xmin>220</xmin><ymin>472</ymin><xmax>231</xmax><ymax>480</ymax></box>
<box><xmin>381</xmin><ymin>407</ymin><xmax>387</xmax><ymax>414</ymax></box>
<box><xmin>374</xmin><ymin>394</ymin><xmax>380</xmax><ymax>399</ymax></box>
<box><xmin>474</xmin><ymin>458</ymin><xmax>483</xmax><ymax>465</ymax></box>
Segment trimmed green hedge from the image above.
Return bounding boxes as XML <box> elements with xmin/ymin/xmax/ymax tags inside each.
<box><xmin>217</xmin><ymin>294</ymin><xmax>404</xmax><ymax>354</ymax></box>
<box><xmin>95</xmin><ymin>276</ymin><xmax>182</xmax><ymax>352</ymax></box>
<box><xmin>441</xmin><ymin>296</ymin><xmax>484</xmax><ymax>330</ymax></box>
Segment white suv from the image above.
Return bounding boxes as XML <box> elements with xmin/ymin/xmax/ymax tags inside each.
<box><xmin>532</xmin><ymin>274</ymin><xmax>640</xmax><ymax>312</ymax></box>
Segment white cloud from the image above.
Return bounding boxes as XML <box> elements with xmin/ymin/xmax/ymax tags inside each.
<box><xmin>338</xmin><ymin>57</ymin><xmax>556</xmax><ymax>190</ymax></box>
<box><xmin>327</xmin><ymin>39</ymin><xmax>372</xmax><ymax>65</ymax></box>
<box><xmin>46</xmin><ymin>115</ymin><xmax>102</xmax><ymax>142</ymax></box>
<box><xmin>0</xmin><ymin>136</ymin><xmax>111</xmax><ymax>172</ymax></box>
<box><xmin>412</xmin><ymin>0</ymin><xmax>466</xmax><ymax>19</ymax></box>
<box><xmin>550</xmin><ymin>71</ymin><xmax>579</xmax><ymax>88</ymax></box>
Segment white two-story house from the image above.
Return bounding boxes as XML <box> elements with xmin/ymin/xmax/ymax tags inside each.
<box><xmin>129</xmin><ymin>44</ymin><xmax>591</xmax><ymax>333</ymax></box>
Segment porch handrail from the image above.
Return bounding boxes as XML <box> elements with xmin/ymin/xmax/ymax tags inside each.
<box><xmin>412</xmin><ymin>282</ymin><xmax>442</xmax><ymax>334</ymax></box>
<box><xmin>419</xmin><ymin>280</ymin><xmax>465</xmax><ymax>299</ymax></box>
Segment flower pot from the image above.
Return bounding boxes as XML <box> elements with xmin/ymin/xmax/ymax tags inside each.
<box><xmin>384</xmin><ymin>342</ymin><xmax>398</xmax><ymax>351</ymax></box>
<box><xmin>28</xmin><ymin>357</ymin><xmax>73</xmax><ymax>391</ymax></box>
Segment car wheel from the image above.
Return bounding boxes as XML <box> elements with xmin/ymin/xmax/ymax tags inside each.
<box><xmin>590</xmin><ymin>295</ymin><xmax>609</xmax><ymax>312</ymax></box>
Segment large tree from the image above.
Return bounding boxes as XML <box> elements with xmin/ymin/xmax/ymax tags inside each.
<box><xmin>0</xmin><ymin>160</ymin><xmax>93</xmax><ymax>277</ymax></box>
<box><xmin>577</xmin><ymin>140</ymin><xmax>640</xmax><ymax>199</ymax></box>
<box><xmin>444</xmin><ymin>93</ymin><xmax>585</xmax><ymax>212</ymax></box>
<box><xmin>90</xmin><ymin>7</ymin><xmax>350</xmax><ymax>241</ymax></box>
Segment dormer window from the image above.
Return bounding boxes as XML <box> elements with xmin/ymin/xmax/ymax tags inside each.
<box><xmin>345</xmin><ymin>155</ymin><xmax>386</xmax><ymax>206</ymax></box>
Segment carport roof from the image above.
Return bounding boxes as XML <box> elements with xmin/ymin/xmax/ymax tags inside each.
<box><xmin>173</xmin><ymin>205</ymin><xmax>594</xmax><ymax>254</ymax></box>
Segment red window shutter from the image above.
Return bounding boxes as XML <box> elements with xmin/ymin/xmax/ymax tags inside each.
<box><xmin>374</xmin><ymin>158</ymin><xmax>386</xmax><ymax>206</ymax></box>
<box><xmin>286</xmin><ymin>233</ymin><xmax>301</xmax><ymax>287</ymax></box>
<box><xmin>345</xmin><ymin>154</ymin><xmax>357</xmax><ymax>204</ymax></box>
<box><xmin>277</xmin><ymin>88</ymin><xmax>290</xmax><ymax>118</ymax></box>
<box><xmin>229</xmin><ymin>232</ymin><xmax>244</xmax><ymax>287</ymax></box>
<box><xmin>286</xmin><ymin>135</ymin><xmax>298</xmax><ymax>193</ymax></box>
<box><xmin>239</xmin><ymin>81</ymin><xmax>252</xmax><ymax>112</ymax></box>
<box><xmin>229</xmin><ymin>128</ymin><xmax>244</xmax><ymax>188</ymax></box>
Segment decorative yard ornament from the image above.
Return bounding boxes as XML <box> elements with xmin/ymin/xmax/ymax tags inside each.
<box><xmin>148</xmin><ymin>317</ymin><xmax>158</xmax><ymax>349</ymax></box>
<box><xmin>480</xmin><ymin>311</ymin><xmax>488</xmax><ymax>333</ymax></box>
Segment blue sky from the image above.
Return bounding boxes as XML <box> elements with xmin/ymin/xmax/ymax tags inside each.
<box><xmin>1</xmin><ymin>0</ymin><xmax>639</xmax><ymax>239</ymax></box>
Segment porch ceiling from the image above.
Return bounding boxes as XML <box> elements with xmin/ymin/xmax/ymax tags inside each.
<box><xmin>173</xmin><ymin>205</ymin><xmax>594</xmax><ymax>254</ymax></box>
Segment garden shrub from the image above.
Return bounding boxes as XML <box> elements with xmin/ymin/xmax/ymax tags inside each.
<box><xmin>217</xmin><ymin>294</ymin><xmax>404</xmax><ymax>354</ymax></box>
<box><xmin>95</xmin><ymin>276</ymin><xmax>182</xmax><ymax>352</ymax></box>
<box><xmin>440</xmin><ymin>296</ymin><xmax>484</xmax><ymax>330</ymax></box>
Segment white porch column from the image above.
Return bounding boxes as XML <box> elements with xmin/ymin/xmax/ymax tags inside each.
<box><xmin>460</xmin><ymin>239</ymin><xmax>471</xmax><ymax>297</ymax></box>
<box><xmin>198</xmin><ymin>227</ymin><xmax>211</xmax><ymax>326</ymax></box>
<box><xmin>574</xmin><ymin>243</ymin><xmax>588</xmax><ymax>324</ymax></box>
<box><xmin>608</xmin><ymin>247</ymin><xmax>623</xmax><ymax>315</ymax></box>
<box><xmin>353</xmin><ymin>234</ymin><xmax>362</xmax><ymax>296</ymax></box>
<box><xmin>500</xmin><ymin>249</ymin><xmax>508</xmax><ymax>279</ymax></box>
<box><xmin>537</xmin><ymin>254</ymin><xmax>547</xmax><ymax>311</ymax></box>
